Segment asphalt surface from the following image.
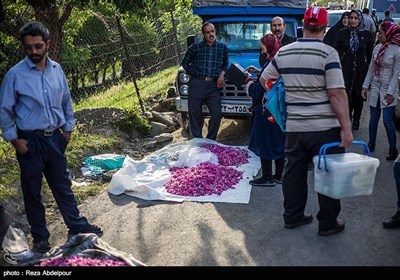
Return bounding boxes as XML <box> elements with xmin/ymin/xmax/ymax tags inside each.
<box><xmin>48</xmin><ymin>105</ymin><xmax>400</xmax><ymax>266</ymax></box>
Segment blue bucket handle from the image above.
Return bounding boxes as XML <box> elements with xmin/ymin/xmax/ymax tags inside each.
<box><xmin>317</xmin><ymin>141</ymin><xmax>370</xmax><ymax>172</ymax></box>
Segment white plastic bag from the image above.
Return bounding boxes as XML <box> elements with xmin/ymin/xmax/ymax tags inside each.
<box><xmin>2</xmin><ymin>226</ymin><xmax>34</xmax><ymax>263</ymax></box>
<box><xmin>185</xmin><ymin>147</ymin><xmax>218</xmax><ymax>167</ymax></box>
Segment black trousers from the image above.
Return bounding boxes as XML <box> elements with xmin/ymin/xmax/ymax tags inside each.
<box><xmin>188</xmin><ymin>77</ymin><xmax>222</xmax><ymax>140</ymax></box>
<box><xmin>16</xmin><ymin>130</ymin><xmax>89</xmax><ymax>243</ymax></box>
<box><xmin>282</xmin><ymin>127</ymin><xmax>344</xmax><ymax>231</ymax></box>
<box><xmin>261</xmin><ymin>157</ymin><xmax>285</xmax><ymax>180</ymax></box>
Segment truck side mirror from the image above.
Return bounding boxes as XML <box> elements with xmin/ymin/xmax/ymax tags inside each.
<box><xmin>187</xmin><ymin>35</ymin><xmax>195</xmax><ymax>47</ymax></box>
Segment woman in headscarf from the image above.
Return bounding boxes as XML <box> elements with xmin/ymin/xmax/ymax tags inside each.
<box><xmin>324</xmin><ymin>11</ymin><xmax>350</xmax><ymax>47</ymax></box>
<box><xmin>361</xmin><ymin>21</ymin><xmax>400</xmax><ymax>160</ymax></box>
<box><xmin>244</xmin><ymin>33</ymin><xmax>285</xmax><ymax>187</ymax></box>
<box><xmin>335</xmin><ymin>9</ymin><xmax>374</xmax><ymax>130</ymax></box>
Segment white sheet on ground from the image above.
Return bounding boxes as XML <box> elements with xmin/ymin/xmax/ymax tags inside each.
<box><xmin>108</xmin><ymin>138</ymin><xmax>260</xmax><ymax>204</ymax></box>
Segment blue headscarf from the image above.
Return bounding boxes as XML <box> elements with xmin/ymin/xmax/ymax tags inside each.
<box><xmin>349</xmin><ymin>9</ymin><xmax>367</xmax><ymax>54</ymax></box>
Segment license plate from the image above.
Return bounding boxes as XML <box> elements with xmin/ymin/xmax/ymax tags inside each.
<box><xmin>202</xmin><ymin>104</ymin><xmax>250</xmax><ymax>114</ymax></box>
<box><xmin>221</xmin><ymin>104</ymin><xmax>250</xmax><ymax>114</ymax></box>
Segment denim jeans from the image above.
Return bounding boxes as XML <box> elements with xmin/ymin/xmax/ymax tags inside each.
<box><xmin>393</xmin><ymin>157</ymin><xmax>400</xmax><ymax>211</ymax></box>
<box><xmin>369</xmin><ymin>105</ymin><xmax>397</xmax><ymax>150</ymax></box>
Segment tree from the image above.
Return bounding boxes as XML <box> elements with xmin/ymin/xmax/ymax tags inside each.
<box><xmin>0</xmin><ymin>0</ymin><xmax>148</xmax><ymax>62</ymax></box>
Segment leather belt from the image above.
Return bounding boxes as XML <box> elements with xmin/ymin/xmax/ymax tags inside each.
<box><xmin>20</xmin><ymin>129</ymin><xmax>60</xmax><ymax>136</ymax></box>
<box><xmin>195</xmin><ymin>76</ymin><xmax>215</xmax><ymax>81</ymax></box>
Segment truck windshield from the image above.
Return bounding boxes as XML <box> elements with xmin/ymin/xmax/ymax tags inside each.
<box><xmin>214</xmin><ymin>22</ymin><xmax>294</xmax><ymax>51</ymax></box>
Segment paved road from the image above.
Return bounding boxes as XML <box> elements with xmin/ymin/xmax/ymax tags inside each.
<box><xmin>49</xmin><ymin>106</ymin><xmax>400</xmax><ymax>266</ymax></box>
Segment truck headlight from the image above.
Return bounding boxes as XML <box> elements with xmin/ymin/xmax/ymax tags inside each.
<box><xmin>179</xmin><ymin>73</ymin><xmax>190</xmax><ymax>83</ymax></box>
<box><xmin>179</xmin><ymin>85</ymin><xmax>189</xmax><ymax>96</ymax></box>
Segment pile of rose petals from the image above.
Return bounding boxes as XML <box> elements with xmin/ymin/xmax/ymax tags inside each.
<box><xmin>202</xmin><ymin>144</ymin><xmax>249</xmax><ymax>166</ymax></box>
<box><xmin>36</xmin><ymin>256</ymin><xmax>128</xmax><ymax>266</ymax></box>
<box><xmin>165</xmin><ymin>162</ymin><xmax>244</xmax><ymax>197</ymax></box>
<box><xmin>165</xmin><ymin>144</ymin><xmax>250</xmax><ymax>197</ymax></box>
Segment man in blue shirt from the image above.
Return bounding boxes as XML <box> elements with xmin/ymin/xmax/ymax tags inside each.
<box><xmin>181</xmin><ymin>22</ymin><xmax>228</xmax><ymax>140</ymax></box>
<box><xmin>0</xmin><ymin>21</ymin><xmax>103</xmax><ymax>254</ymax></box>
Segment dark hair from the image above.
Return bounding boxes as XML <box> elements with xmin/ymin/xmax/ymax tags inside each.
<box><xmin>19</xmin><ymin>21</ymin><xmax>50</xmax><ymax>42</ymax></box>
<box><xmin>385</xmin><ymin>10</ymin><xmax>390</xmax><ymax>16</ymax></box>
<box><xmin>201</xmin><ymin>22</ymin><xmax>214</xmax><ymax>34</ymax></box>
<box><xmin>303</xmin><ymin>23</ymin><xmax>326</xmax><ymax>33</ymax></box>
<box><xmin>362</xmin><ymin>8</ymin><xmax>369</xmax><ymax>14</ymax></box>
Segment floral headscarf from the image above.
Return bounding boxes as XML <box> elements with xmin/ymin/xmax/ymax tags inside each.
<box><xmin>375</xmin><ymin>21</ymin><xmax>400</xmax><ymax>74</ymax></box>
<box><xmin>260</xmin><ymin>33</ymin><xmax>282</xmax><ymax>63</ymax></box>
<box><xmin>349</xmin><ymin>9</ymin><xmax>367</xmax><ymax>54</ymax></box>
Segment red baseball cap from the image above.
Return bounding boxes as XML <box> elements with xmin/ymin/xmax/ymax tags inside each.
<box><xmin>304</xmin><ymin>6</ymin><xmax>328</xmax><ymax>26</ymax></box>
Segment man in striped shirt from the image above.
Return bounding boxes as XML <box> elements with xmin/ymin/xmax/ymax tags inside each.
<box><xmin>181</xmin><ymin>22</ymin><xmax>228</xmax><ymax>140</ymax></box>
<box><xmin>260</xmin><ymin>6</ymin><xmax>353</xmax><ymax>237</ymax></box>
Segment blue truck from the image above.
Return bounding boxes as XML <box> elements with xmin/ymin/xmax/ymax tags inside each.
<box><xmin>175</xmin><ymin>0</ymin><xmax>308</xmax><ymax>130</ymax></box>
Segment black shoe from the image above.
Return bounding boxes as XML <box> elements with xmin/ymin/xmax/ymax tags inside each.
<box><xmin>273</xmin><ymin>174</ymin><xmax>282</xmax><ymax>184</ymax></box>
<box><xmin>386</xmin><ymin>149</ymin><xmax>398</xmax><ymax>161</ymax></box>
<box><xmin>352</xmin><ymin>120</ymin><xmax>360</xmax><ymax>130</ymax></box>
<box><xmin>68</xmin><ymin>224</ymin><xmax>103</xmax><ymax>240</ymax></box>
<box><xmin>32</xmin><ymin>240</ymin><xmax>51</xmax><ymax>253</ymax></box>
<box><xmin>285</xmin><ymin>214</ymin><xmax>313</xmax><ymax>229</ymax></box>
<box><xmin>367</xmin><ymin>143</ymin><xmax>375</xmax><ymax>152</ymax></box>
<box><xmin>383</xmin><ymin>212</ymin><xmax>400</xmax><ymax>228</ymax></box>
<box><xmin>318</xmin><ymin>219</ymin><xmax>345</xmax><ymax>237</ymax></box>
<box><xmin>249</xmin><ymin>177</ymin><xmax>275</xmax><ymax>187</ymax></box>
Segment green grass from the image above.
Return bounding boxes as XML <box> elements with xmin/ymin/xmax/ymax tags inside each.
<box><xmin>0</xmin><ymin>65</ymin><xmax>178</xmax><ymax>207</ymax></box>
<box><xmin>74</xmin><ymin>66</ymin><xmax>177</xmax><ymax>110</ymax></box>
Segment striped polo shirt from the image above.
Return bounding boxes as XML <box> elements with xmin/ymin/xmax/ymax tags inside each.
<box><xmin>261</xmin><ymin>38</ymin><xmax>345</xmax><ymax>132</ymax></box>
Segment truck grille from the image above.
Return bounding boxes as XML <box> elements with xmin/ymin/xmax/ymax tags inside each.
<box><xmin>221</xmin><ymin>82</ymin><xmax>249</xmax><ymax>97</ymax></box>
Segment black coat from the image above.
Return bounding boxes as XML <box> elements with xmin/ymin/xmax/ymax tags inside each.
<box><xmin>323</xmin><ymin>11</ymin><xmax>350</xmax><ymax>48</ymax></box>
<box><xmin>335</xmin><ymin>27</ymin><xmax>374</xmax><ymax>96</ymax></box>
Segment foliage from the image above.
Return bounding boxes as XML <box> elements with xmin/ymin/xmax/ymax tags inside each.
<box><xmin>114</xmin><ymin>110</ymin><xmax>151</xmax><ymax>135</ymax></box>
<box><xmin>74</xmin><ymin>65</ymin><xmax>176</xmax><ymax>110</ymax></box>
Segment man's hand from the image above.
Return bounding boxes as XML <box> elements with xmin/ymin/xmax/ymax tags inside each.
<box><xmin>11</xmin><ymin>138</ymin><xmax>28</xmax><ymax>155</ymax></box>
<box><xmin>62</xmin><ymin>131</ymin><xmax>72</xmax><ymax>144</ymax></box>
<box><xmin>217</xmin><ymin>72</ymin><xmax>225</xmax><ymax>88</ymax></box>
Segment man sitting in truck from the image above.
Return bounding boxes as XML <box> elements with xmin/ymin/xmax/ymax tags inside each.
<box><xmin>180</xmin><ymin>22</ymin><xmax>229</xmax><ymax>140</ymax></box>
<box><xmin>259</xmin><ymin>17</ymin><xmax>297</xmax><ymax>67</ymax></box>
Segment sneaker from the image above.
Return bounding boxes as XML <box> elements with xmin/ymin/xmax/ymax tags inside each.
<box><xmin>68</xmin><ymin>224</ymin><xmax>103</xmax><ymax>240</ymax></box>
<box><xmin>249</xmin><ymin>177</ymin><xmax>275</xmax><ymax>187</ymax></box>
<box><xmin>273</xmin><ymin>174</ymin><xmax>282</xmax><ymax>184</ymax></box>
<box><xmin>284</xmin><ymin>214</ymin><xmax>313</xmax><ymax>229</ymax></box>
<box><xmin>383</xmin><ymin>212</ymin><xmax>400</xmax><ymax>229</ymax></box>
<box><xmin>32</xmin><ymin>240</ymin><xmax>51</xmax><ymax>254</ymax></box>
<box><xmin>318</xmin><ymin>219</ymin><xmax>345</xmax><ymax>237</ymax></box>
